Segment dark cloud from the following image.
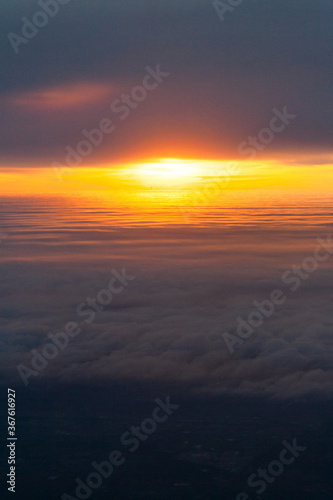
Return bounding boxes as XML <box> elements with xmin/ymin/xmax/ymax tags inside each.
<box><xmin>1</xmin><ymin>0</ymin><xmax>333</xmax><ymax>163</ymax></box>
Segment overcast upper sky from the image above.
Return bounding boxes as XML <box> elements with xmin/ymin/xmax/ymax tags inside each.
<box><xmin>1</xmin><ymin>0</ymin><xmax>333</xmax><ymax>165</ymax></box>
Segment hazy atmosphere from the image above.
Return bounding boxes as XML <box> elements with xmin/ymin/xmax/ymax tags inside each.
<box><xmin>1</xmin><ymin>1</ymin><xmax>333</xmax><ymax>499</ymax></box>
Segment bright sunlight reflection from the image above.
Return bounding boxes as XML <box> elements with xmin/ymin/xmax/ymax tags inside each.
<box><xmin>137</xmin><ymin>159</ymin><xmax>199</xmax><ymax>185</ymax></box>
<box><xmin>126</xmin><ymin>158</ymin><xmax>235</xmax><ymax>188</ymax></box>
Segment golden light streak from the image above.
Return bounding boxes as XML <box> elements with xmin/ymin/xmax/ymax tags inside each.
<box><xmin>1</xmin><ymin>160</ymin><xmax>332</xmax><ymax>201</ymax></box>
<box><xmin>120</xmin><ymin>158</ymin><xmax>240</xmax><ymax>188</ymax></box>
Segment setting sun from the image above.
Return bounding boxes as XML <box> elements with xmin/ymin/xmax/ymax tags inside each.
<box><xmin>120</xmin><ymin>158</ymin><xmax>242</xmax><ymax>189</ymax></box>
<box><xmin>134</xmin><ymin>158</ymin><xmax>202</xmax><ymax>187</ymax></box>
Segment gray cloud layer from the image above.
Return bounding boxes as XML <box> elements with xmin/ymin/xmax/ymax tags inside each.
<box><xmin>1</xmin><ymin>0</ymin><xmax>333</xmax><ymax>163</ymax></box>
<box><xmin>2</xmin><ymin>225</ymin><xmax>333</xmax><ymax>399</ymax></box>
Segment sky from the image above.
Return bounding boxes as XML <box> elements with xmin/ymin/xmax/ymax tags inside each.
<box><xmin>1</xmin><ymin>0</ymin><xmax>333</xmax><ymax>169</ymax></box>
<box><xmin>1</xmin><ymin>0</ymin><xmax>333</xmax><ymax>404</ymax></box>
<box><xmin>2</xmin><ymin>7</ymin><xmax>333</xmax><ymax>500</ymax></box>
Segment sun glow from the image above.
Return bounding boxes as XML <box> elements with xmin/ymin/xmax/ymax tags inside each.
<box><xmin>1</xmin><ymin>158</ymin><xmax>333</xmax><ymax>200</ymax></box>
<box><xmin>136</xmin><ymin>158</ymin><xmax>201</xmax><ymax>186</ymax></box>
<box><xmin>125</xmin><ymin>158</ymin><xmax>236</xmax><ymax>188</ymax></box>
